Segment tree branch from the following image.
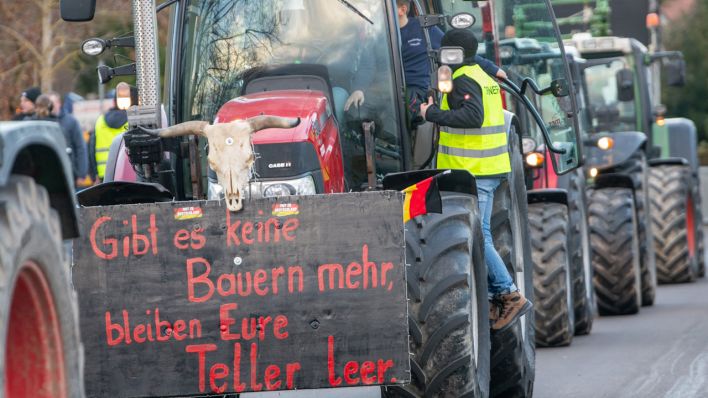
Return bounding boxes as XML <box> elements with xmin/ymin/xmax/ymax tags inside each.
<box><xmin>0</xmin><ymin>60</ymin><xmax>29</xmax><ymax>80</ymax></box>
<box><xmin>0</xmin><ymin>25</ymin><xmax>41</xmax><ymax>61</ymax></box>
<box><xmin>49</xmin><ymin>49</ymin><xmax>80</xmax><ymax>72</ymax></box>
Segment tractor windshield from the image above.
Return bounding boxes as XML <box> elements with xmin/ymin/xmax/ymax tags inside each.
<box><xmin>582</xmin><ymin>58</ymin><xmax>638</xmax><ymax>134</ymax></box>
<box><xmin>179</xmin><ymin>0</ymin><xmax>404</xmax><ymax>185</ymax></box>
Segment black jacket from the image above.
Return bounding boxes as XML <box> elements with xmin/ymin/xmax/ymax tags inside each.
<box><xmin>424</xmin><ymin>64</ymin><xmax>485</xmax><ymax>128</ymax></box>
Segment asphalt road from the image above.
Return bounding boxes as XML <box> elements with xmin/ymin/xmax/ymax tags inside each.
<box><xmin>535</xmin><ymin>276</ymin><xmax>708</xmax><ymax>398</ymax></box>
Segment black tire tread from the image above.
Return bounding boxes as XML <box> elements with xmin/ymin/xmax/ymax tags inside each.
<box><xmin>386</xmin><ymin>193</ymin><xmax>489</xmax><ymax>398</ymax></box>
<box><xmin>566</xmin><ymin>169</ymin><xmax>594</xmax><ymax>335</ymax></box>
<box><xmin>490</xmin><ymin>129</ymin><xmax>535</xmax><ymax>398</ymax></box>
<box><xmin>530</xmin><ymin>203</ymin><xmax>574</xmax><ymax>347</ymax></box>
<box><xmin>588</xmin><ymin>187</ymin><xmax>642</xmax><ymax>316</ymax></box>
<box><xmin>649</xmin><ymin>165</ymin><xmax>698</xmax><ymax>283</ymax></box>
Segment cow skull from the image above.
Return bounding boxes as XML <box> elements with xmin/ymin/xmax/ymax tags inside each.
<box><xmin>147</xmin><ymin>116</ymin><xmax>300</xmax><ymax>211</ymax></box>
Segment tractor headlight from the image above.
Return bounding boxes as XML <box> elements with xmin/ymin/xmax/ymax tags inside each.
<box><xmin>207</xmin><ymin>177</ymin><xmax>224</xmax><ymax>200</ymax></box>
<box><xmin>263</xmin><ymin>183</ymin><xmax>294</xmax><ymax>197</ymax></box>
<box><xmin>207</xmin><ymin>174</ymin><xmax>318</xmax><ymax>201</ymax></box>
<box><xmin>260</xmin><ymin>175</ymin><xmax>317</xmax><ymax>198</ymax></box>
<box><xmin>597</xmin><ymin>136</ymin><xmax>614</xmax><ymax>150</ymax></box>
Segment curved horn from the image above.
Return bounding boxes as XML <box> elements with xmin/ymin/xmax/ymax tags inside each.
<box><xmin>247</xmin><ymin>116</ymin><xmax>300</xmax><ymax>133</ymax></box>
<box><xmin>141</xmin><ymin>121</ymin><xmax>209</xmax><ymax>138</ymax></box>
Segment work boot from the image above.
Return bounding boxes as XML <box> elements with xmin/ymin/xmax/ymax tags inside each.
<box><xmin>492</xmin><ymin>291</ymin><xmax>533</xmax><ymax>333</ymax></box>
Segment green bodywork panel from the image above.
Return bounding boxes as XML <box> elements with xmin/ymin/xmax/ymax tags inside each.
<box><xmin>652</xmin><ymin>122</ymin><xmax>671</xmax><ymax>158</ymax></box>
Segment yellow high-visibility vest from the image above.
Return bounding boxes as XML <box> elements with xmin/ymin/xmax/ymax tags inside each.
<box><xmin>94</xmin><ymin>114</ymin><xmax>128</xmax><ymax>179</ymax></box>
<box><xmin>437</xmin><ymin>64</ymin><xmax>511</xmax><ymax>176</ymax></box>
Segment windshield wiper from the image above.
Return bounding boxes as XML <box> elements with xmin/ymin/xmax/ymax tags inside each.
<box><xmin>337</xmin><ymin>0</ymin><xmax>374</xmax><ymax>25</ymax></box>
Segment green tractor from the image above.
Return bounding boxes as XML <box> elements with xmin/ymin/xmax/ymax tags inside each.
<box><xmin>566</xmin><ymin>35</ymin><xmax>702</xmax><ymax>315</ymax></box>
<box><xmin>493</xmin><ymin>38</ymin><xmax>596</xmax><ymax>346</ymax></box>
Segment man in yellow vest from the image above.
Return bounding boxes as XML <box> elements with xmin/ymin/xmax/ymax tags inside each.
<box><xmin>93</xmin><ymin>92</ymin><xmax>128</xmax><ymax>181</ymax></box>
<box><xmin>421</xmin><ymin>29</ymin><xmax>532</xmax><ymax>332</ymax></box>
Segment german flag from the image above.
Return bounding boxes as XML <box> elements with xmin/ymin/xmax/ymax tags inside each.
<box><xmin>402</xmin><ymin>172</ymin><xmax>447</xmax><ymax>223</ymax></box>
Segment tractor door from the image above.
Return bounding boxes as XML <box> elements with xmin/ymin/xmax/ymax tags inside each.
<box><xmin>495</xmin><ymin>0</ymin><xmax>583</xmax><ymax>175</ymax></box>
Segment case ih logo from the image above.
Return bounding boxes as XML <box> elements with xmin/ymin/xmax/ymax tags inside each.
<box><xmin>272</xmin><ymin>203</ymin><xmax>300</xmax><ymax>217</ymax></box>
<box><xmin>268</xmin><ymin>162</ymin><xmax>292</xmax><ymax>169</ymax></box>
<box><xmin>174</xmin><ymin>206</ymin><xmax>204</xmax><ymax>220</ymax></box>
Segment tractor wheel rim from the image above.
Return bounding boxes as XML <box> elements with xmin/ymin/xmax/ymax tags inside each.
<box><xmin>688</xmin><ymin>194</ymin><xmax>696</xmax><ymax>258</ymax></box>
<box><xmin>5</xmin><ymin>261</ymin><xmax>66</xmax><ymax>398</ymax></box>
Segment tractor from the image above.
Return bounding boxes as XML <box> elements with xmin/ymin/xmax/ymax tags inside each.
<box><xmin>59</xmin><ymin>0</ymin><xmax>582</xmax><ymax>397</ymax></box>
<box><xmin>564</xmin><ymin>34</ymin><xmax>703</xmax><ymax>316</ymax></box>
<box><xmin>490</xmin><ymin>38</ymin><xmax>595</xmax><ymax>347</ymax></box>
<box><xmin>0</xmin><ymin>121</ymin><xmax>84</xmax><ymax>397</ymax></box>
<box><xmin>553</xmin><ymin>0</ymin><xmax>705</xmax><ymax>286</ymax></box>
<box><xmin>504</xmin><ymin>0</ymin><xmax>705</xmax><ymax>316</ymax></box>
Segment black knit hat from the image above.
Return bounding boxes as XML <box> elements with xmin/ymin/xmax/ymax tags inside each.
<box><xmin>21</xmin><ymin>87</ymin><xmax>41</xmax><ymax>104</ymax></box>
<box><xmin>441</xmin><ymin>29</ymin><xmax>479</xmax><ymax>62</ymax></box>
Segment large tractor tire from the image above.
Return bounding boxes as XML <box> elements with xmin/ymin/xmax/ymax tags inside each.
<box><xmin>588</xmin><ymin>187</ymin><xmax>642</xmax><ymax>316</ymax></box>
<box><xmin>566</xmin><ymin>169</ymin><xmax>594</xmax><ymax>335</ymax></box>
<box><xmin>649</xmin><ymin>165</ymin><xmax>699</xmax><ymax>283</ymax></box>
<box><xmin>529</xmin><ymin>202</ymin><xmax>574</xmax><ymax>347</ymax></box>
<box><xmin>624</xmin><ymin>152</ymin><xmax>656</xmax><ymax>306</ymax></box>
<box><xmin>490</xmin><ymin>129</ymin><xmax>535</xmax><ymax>398</ymax></box>
<box><xmin>691</xmin><ymin>174</ymin><xmax>705</xmax><ymax>278</ymax></box>
<box><xmin>385</xmin><ymin>192</ymin><xmax>490</xmax><ymax>398</ymax></box>
<box><xmin>0</xmin><ymin>176</ymin><xmax>84</xmax><ymax>398</ymax></box>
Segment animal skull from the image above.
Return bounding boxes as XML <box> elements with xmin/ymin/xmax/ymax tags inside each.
<box><xmin>149</xmin><ymin>116</ymin><xmax>300</xmax><ymax>211</ymax></box>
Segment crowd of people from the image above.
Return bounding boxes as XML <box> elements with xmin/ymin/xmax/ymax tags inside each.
<box><xmin>10</xmin><ymin>86</ymin><xmax>128</xmax><ymax>189</ymax></box>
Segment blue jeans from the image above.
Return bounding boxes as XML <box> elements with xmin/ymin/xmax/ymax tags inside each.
<box><xmin>476</xmin><ymin>178</ymin><xmax>517</xmax><ymax>299</ymax></box>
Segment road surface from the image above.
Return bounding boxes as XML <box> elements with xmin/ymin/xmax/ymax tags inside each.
<box><xmin>535</xmin><ymin>276</ymin><xmax>708</xmax><ymax>398</ymax></box>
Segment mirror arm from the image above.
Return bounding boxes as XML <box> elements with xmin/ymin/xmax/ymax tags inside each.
<box><xmin>500</xmin><ymin>78</ymin><xmax>567</xmax><ymax>155</ymax></box>
<box><xmin>519</xmin><ymin>77</ymin><xmax>545</xmax><ymax>96</ymax></box>
<box><xmin>416</xmin><ymin>14</ymin><xmax>445</xmax><ymax>28</ymax></box>
<box><xmin>107</xmin><ymin>36</ymin><xmax>135</xmax><ymax>49</ymax></box>
<box><xmin>648</xmin><ymin>51</ymin><xmax>684</xmax><ymax>64</ymax></box>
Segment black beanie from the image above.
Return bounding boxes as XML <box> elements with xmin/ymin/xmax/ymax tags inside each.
<box><xmin>441</xmin><ymin>29</ymin><xmax>479</xmax><ymax>62</ymax></box>
<box><xmin>21</xmin><ymin>87</ymin><xmax>41</xmax><ymax>104</ymax></box>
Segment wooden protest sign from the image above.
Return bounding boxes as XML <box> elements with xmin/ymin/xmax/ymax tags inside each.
<box><xmin>72</xmin><ymin>192</ymin><xmax>410</xmax><ymax>397</ymax></box>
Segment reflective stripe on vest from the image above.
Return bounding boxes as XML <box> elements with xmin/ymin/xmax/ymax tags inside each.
<box><xmin>437</xmin><ymin>64</ymin><xmax>510</xmax><ymax>176</ymax></box>
<box><xmin>94</xmin><ymin>114</ymin><xmax>128</xmax><ymax>178</ymax></box>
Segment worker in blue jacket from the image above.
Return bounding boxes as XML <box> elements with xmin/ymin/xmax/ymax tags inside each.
<box><xmin>397</xmin><ymin>0</ymin><xmax>507</xmax><ymax>124</ymax></box>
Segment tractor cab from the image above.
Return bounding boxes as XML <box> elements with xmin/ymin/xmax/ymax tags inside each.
<box><xmin>178</xmin><ymin>0</ymin><xmax>406</xmax><ymax>196</ymax></box>
<box><xmin>565</xmin><ymin>36</ymin><xmax>649</xmax><ymax>137</ymax></box>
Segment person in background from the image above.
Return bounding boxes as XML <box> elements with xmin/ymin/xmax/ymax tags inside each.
<box><xmin>48</xmin><ymin>91</ymin><xmax>89</xmax><ymax>185</ymax></box>
<box><xmin>421</xmin><ymin>29</ymin><xmax>532</xmax><ymax>332</ymax></box>
<box><xmin>396</xmin><ymin>0</ymin><xmax>507</xmax><ymax>124</ymax></box>
<box><xmin>13</xmin><ymin>87</ymin><xmax>40</xmax><ymax>120</ymax></box>
<box><xmin>29</xmin><ymin>95</ymin><xmax>56</xmax><ymax>121</ymax></box>
<box><xmin>93</xmin><ymin>91</ymin><xmax>128</xmax><ymax>182</ymax></box>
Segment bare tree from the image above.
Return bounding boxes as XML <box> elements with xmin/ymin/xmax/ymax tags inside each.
<box><xmin>0</xmin><ymin>0</ymin><xmax>130</xmax><ymax>119</ymax></box>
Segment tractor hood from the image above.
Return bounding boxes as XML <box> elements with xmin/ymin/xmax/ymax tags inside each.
<box><xmin>585</xmin><ymin>131</ymin><xmax>647</xmax><ymax>171</ymax></box>
<box><xmin>214</xmin><ymin>90</ymin><xmax>329</xmax><ymax>145</ymax></box>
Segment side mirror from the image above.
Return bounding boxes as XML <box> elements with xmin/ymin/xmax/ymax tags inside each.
<box><xmin>539</xmin><ymin>78</ymin><xmax>570</xmax><ymax>97</ymax></box>
<box><xmin>616</xmin><ymin>69</ymin><xmax>635</xmax><ymax>102</ymax></box>
<box><xmin>666</xmin><ymin>59</ymin><xmax>686</xmax><ymax>87</ymax></box>
<box><xmin>60</xmin><ymin>0</ymin><xmax>96</xmax><ymax>22</ymax></box>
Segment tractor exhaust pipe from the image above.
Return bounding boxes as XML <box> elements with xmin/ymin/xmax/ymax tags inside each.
<box><xmin>130</xmin><ymin>0</ymin><xmax>161</xmax><ymax>129</ymax></box>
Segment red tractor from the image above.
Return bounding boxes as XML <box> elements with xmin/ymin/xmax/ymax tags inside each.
<box><xmin>56</xmin><ymin>0</ymin><xmax>582</xmax><ymax>397</ymax></box>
